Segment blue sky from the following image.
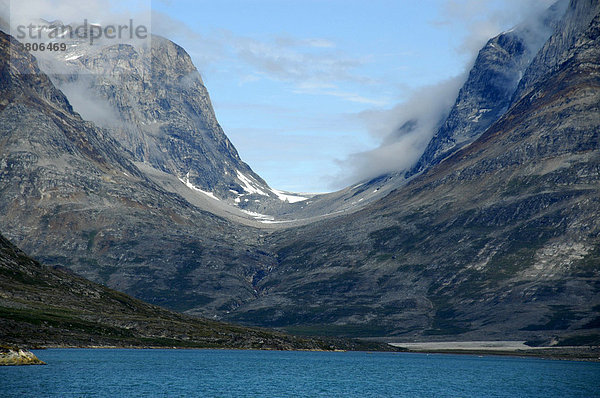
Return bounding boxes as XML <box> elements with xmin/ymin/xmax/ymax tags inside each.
<box><xmin>6</xmin><ymin>0</ymin><xmax>556</xmax><ymax>192</ymax></box>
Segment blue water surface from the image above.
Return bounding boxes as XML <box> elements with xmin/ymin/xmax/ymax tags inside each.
<box><xmin>1</xmin><ymin>349</ymin><xmax>599</xmax><ymax>397</ymax></box>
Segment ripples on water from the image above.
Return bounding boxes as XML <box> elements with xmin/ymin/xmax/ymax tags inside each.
<box><xmin>1</xmin><ymin>349</ymin><xmax>599</xmax><ymax>397</ymax></box>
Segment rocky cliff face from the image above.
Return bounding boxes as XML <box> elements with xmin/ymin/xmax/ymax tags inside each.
<box><xmin>407</xmin><ymin>0</ymin><xmax>569</xmax><ymax>178</ymax></box>
<box><xmin>36</xmin><ymin>31</ymin><xmax>288</xmax><ymax>211</ymax></box>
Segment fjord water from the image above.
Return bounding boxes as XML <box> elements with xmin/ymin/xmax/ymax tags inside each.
<box><xmin>1</xmin><ymin>349</ymin><xmax>599</xmax><ymax>397</ymax></box>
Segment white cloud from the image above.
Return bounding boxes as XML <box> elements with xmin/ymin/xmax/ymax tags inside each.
<box><xmin>6</xmin><ymin>0</ymin><xmax>151</xmax><ymax>28</ymax></box>
<box><xmin>435</xmin><ymin>0</ymin><xmax>558</xmax><ymax>55</ymax></box>
<box><xmin>150</xmin><ymin>10</ymin><xmax>379</xmax><ymax>104</ymax></box>
<box><xmin>275</xmin><ymin>36</ymin><xmax>336</xmax><ymax>49</ymax></box>
<box><xmin>331</xmin><ymin>75</ymin><xmax>465</xmax><ymax>187</ymax></box>
<box><xmin>228</xmin><ymin>32</ymin><xmax>370</xmax><ymax>86</ymax></box>
<box><xmin>56</xmin><ymin>77</ymin><xmax>123</xmax><ymax>128</ymax></box>
<box><xmin>292</xmin><ymin>86</ymin><xmax>389</xmax><ymax>106</ymax></box>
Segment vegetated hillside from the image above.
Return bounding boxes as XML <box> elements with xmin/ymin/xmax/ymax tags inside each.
<box><xmin>0</xmin><ymin>232</ymin><xmax>370</xmax><ymax>350</ymax></box>
<box><xmin>224</xmin><ymin>11</ymin><xmax>600</xmax><ymax>344</ymax></box>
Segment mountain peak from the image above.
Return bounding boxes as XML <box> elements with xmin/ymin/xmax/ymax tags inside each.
<box><xmin>33</xmin><ymin>32</ymin><xmax>278</xmax><ymax>208</ymax></box>
<box><xmin>405</xmin><ymin>0</ymin><xmax>570</xmax><ymax>179</ymax></box>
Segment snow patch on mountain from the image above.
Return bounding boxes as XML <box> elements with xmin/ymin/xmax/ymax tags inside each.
<box><xmin>236</xmin><ymin>170</ymin><xmax>270</xmax><ymax>196</ymax></box>
<box><xmin>179</xmin><ymin>172</ymin><xmax>220</xmax><ymax>201</ymax></box>
<box><xmin>240</xmin><ymin>209</ymin><xmax>275</xmax><ymax>221</ymax></box>
<box><xmin>270</xmin><ymin>188</ymin><xmax>308</xmax><ymax>203</ymax></box>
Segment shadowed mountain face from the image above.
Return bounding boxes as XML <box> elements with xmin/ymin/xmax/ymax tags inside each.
<box><xmin>0</xmin><ymin>0</ymin><xmax>599</xmax><ymax>344</ymax></box>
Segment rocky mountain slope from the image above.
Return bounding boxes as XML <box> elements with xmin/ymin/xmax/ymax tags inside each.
<box><xmin>0</xmin><ymin>30</ymin><xmax>276</xmax><ymax>316</ymax></box>
<box><xmin>0</xmin><ymin>231</ymin><xmax>348</xmax><ymax>350</ymax></box>
<box><xmin>222</xmin><ymin>7</ymin><xmax>600</xmax><ymax>343</ymax></box>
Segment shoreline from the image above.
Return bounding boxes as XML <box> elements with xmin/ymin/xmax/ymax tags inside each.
<box><xmin>387</xmin><ymin>341</ymin><xmax>600</xmax><ymax>362</ymax></box>
<box><xmin>21</xmin><ymin>342</ymin><xmax>600</xmax><ymax>362</ymax></box>
<box><xmin>27</xmin><ymin>344</ymin><xmax>348</xmax><ymax>353</ymax></box>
